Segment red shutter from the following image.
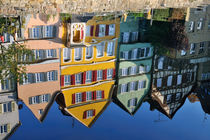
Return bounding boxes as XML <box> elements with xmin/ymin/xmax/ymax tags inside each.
<box><xmin>71</xmin><ymin>75</ymin><xmax>75</xmax><ymax>85</ymax></box>
<box><xmin>112</xmin><ymin>68</ymin><xmax>116</xmax><ymax>79</ymax></box>
<box><xmin>105</xmin><ymin>25</ymin><xmax>109</xmax><ymax>36</ymax></box>
<box><xmin>94</xmin><ymin>70</ymin><xmax>97</xmax><ymax>81</ymax></box>
<box><xmin>93</xmin><ymin>109</ymin><xmax>95</xmax><ymax>116</ymax></box>
<box><xmin>81</xmin><ymin>28</ymin><xmax>84</xmax><ymax>39</ymax></box>
<box><xmin>93</xmin><ymin>91</ymin><xmax>96</xmax><ymax>100</ymax></box>
<box><xmin>92</xmin><ymin>71</ymin><xmax>95</xmax><ymax>82</ymax></box>
<box><xmin>82</xmin><ymin>92</ymin><xmax>86</xmax><ymax>102</ymax></box>
<box><xmin>72</xmin><ymin>94</ymin><xmax>75</xmax><ymax>104</ymax></box>
<box><xmin>95</xmin><ymin>25</ymin><xmax>99</xmax><ymax>37</ymax></box>
<box><xmin>102</xmin><ymin>90</ymin><xmax>105</xmax><ymax>99</ymax></box>
<box><xmin>83</xmin><ymin>111</ymin><xmax>87</xmax><ymax>119</ymax></box>
<box><xmin>90</xmin><ymin>26</ymin><xmax>94</xmax><ymax>36</ymax></box>
<box><xmin>103</xmin><ymin>69</ymin><xmax>107</xmax><ymax>80</ymax></box>
<box><xmin>61</xmin><ymin>75</ymin><xmax>64</xmax><ymax>87</ymax></box>
<box><xmin>82</xmin><ymin>72</ymin><xmax>86</xmax><ymax>84</ymax></box>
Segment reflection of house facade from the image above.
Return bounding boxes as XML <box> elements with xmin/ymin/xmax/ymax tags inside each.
<box><xmin>58</xmin><ymin>15</ymin><xmax>120</xmax><ymax>127</ymax></box>
<box><xmin>0</xmin><ymin>92</ymin><xmax>20</xmax><ymax>140</ymax></box>
<box><xmin>112</xmin><ymin>16</ymin><xmax>153</xmax><ymax>115</ymax></box>
<box><xmin>150</xmin><ymin>55</ymin><xmax>197</xmax><ymax>118</ymax></box>
<box><xmin>17</xmin><ymin>14</ymin><xmax>64</xmax><ymax>122</ymax></box>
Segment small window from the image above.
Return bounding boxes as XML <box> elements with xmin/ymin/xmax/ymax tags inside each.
<box><xmin>107</xmin><ymin>41</ymin><xmax>115</xmax><ymax>56</ymax></box>
<box><xmin>109</xmin><ymin>24</ymin><xmax>115</xmax><ymax>36</ymax></box>
<box><xmin>74</xmin><ymin>47</ymin><xmax>82</xmax><ymax>61</ymax></box>
<box><xmin>38</xmin><ymin>109</ymin><xmax>44</xmax><ymax>115</ymax></box>
<box><xmin>167</xmin><ymin>76</ymin><xmax>173</xmax><ymax>86</ymax></box>
<box><xmin>97</xmin><ymin>42</ymin><xmax>105</xmax><ymax>57</ymax></box>
<box><xmin>97</xmin><ymin>70</ymin><xmax>103</xmax><ymax>80</ymax></box>
<box><xmin>86</xmin><ymin>71</ymin><xmax>92</xmax><ymax>83</ymax></box>
<box><xmin>75</xmin><ymin>73</ymin><xmax>82</xmax><ymax>85</ymax></box>
<box><xmin>121</xmin><ymin>68</ymin><xmax>128</xmax><ymax>76</ymax></box>
<box><xmin>86</xmin><ymin>91</ymin><xmax>92</xmax><ymax>101</ymax></box>
<box><xmin>75</xmin><ymin>93</ymin><xmax>82</xmax><ymax>103</ymax></box>
<box><xmin>139</xmin><ymin>65</ymin><xmax>145</xmax><ymax>74</ymax></box>
<box><xmin>177</xmin><ymin>75</ymin><xmax>182</xmax><ymax>85</ymax></box>
<box><xmin>86</xmin><ymin>26</ymin><xmax>90</xmax><ymax>37</ymax></box>
<box><xmin>190</xmin><ymin>43</ymin><xmax>195</xmax><ymax>54</ymax></box>
<box><xmin>130</xmin><ymin>66</ymin><xmax>137</xmax><ymax>75</ymax></box>
<box><xmin>138</xmin><ymin>80</ymin><xmax>146</xmax><ymax>90</ymax></box>
<box><xmin>158</xmin><ymin>57</ymin><xmax>164</xmax><ymax>69</ymax></box>
<box><xmin>189</xmin><ymin>21</ymin><xmax>194</xmax><ymax>32</ymax></box>
<box><xmin>122</xmin><ymin>32</ymin><xmax>130</xmax><ymax>43</ymax></box>
<box><xmin>86</xmin><ymin>110</ymin><xmax>94</xmax><ymax>118</ymax></box>
<box><xmin>199</xmin><ymin>42</ymin><xmax>205</xmax><ymax>54</ymax></box>
<box><xmin>64</xmin><ymin>75</ymin><xmax>71</xmax><ymax>86</ymax></box>
<box><xmin>96</xmin><ymin>90</ymin><xmax>102</xmax><ymax>99</ymax></box>
<box><xmin>131</xmin><ymin>32</ymin><xmax>138</xmax><ymax>42</ymax></box>
<box><xmin>128</xmin><ymin>98</ymin><xmax>137</xmax><ymax>107</ymax></box>
<box><xmin>121</xmin><ymin>84</ymin><xmax>128</xmax><ymax>93</ymax></box>
<box><xmin>166</xmin><ymin>94</ymin><xmax>172</xmax><ymax>104</ymax></box>
<box><xmin>181</xmin><ymin>50</ymin><xmax>186</xmax><ymax>56</ymax></box>
<box><xmin>122</xmin><ymin>51</ymin><xmax>129</xmax><ymax>60</ymax></box>
<box><xmin>107</xmin><ymin>69</ymin><xmax>113</xmax><ymax>79</ymax></box>
<box><xmin>157</xmin><ymin>78</ymin><xmax>162</xmax><ymax>88</ymax></box>
<box><xmin>99</xmin><ymin>25</ymin><xmax>106</xmax><ymax>37</ymax></box>
<box><xmin>130</xmin><ymin>82</ymin><xmax>136</xmax><ymax>91</ymax></box>
<box><xmin>63</xmin><ymin>48</ymin><xmax>71</xmax><ymax>62</ymax></box>
<box><xmin>131</xmin><ymin>49</ymin><xmax>138</xmax><ymax>60</ymax></box>
<box><xmin>86</xmin><ymin>46</ymin><xmax>93</xmax><ymax>59</ymax></box>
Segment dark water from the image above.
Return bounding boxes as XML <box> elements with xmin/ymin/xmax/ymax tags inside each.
<box><xmin>0</xmin><ymin>3</ymin><xmax>210</xmax><ymax>140</ymax></box>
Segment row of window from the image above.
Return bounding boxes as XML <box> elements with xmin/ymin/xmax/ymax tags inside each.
<box><xmin>120</xmin><ymin>47</ymin><xmax>151</xmax><ymax>60</ymax></box>
<box><xmin>28</xmin><ymin>25</ymin><xmax>56</xmax><ymax>39</ymax></box>
<box><xmin>121</xmin><ymin>32</ymin><xmax>139</xmax><ymax>43</ymax></box>
<box><xmin>119</xmin><ymin>80</ymin><xmax>147</xmax><ymax>94</ymax></box>
<box><xmin>19</xmin><ymin>49</ymin><xmax>57</xmax><ymax>62</ymax></box>
<box><xmin>164</xmin><ymin>93</ymin><xmax>182</xmax><ymax>104</ymax></box>
<box><xmin>0</xmin><ymin>101</ymin><xmax>16</xmax><ymax>114</ymax></box>
<box><xmin>63</xmin><ymin>41</ymin><xmax>115</xmax><ymax>62</ymax></box>
<box><xmin>201</xmin><ymin>73</ymin><xmax>210</xmax><ymax>80</ymax></box>
<box><xmin>0</xmin><ymin>79</ymin><xmax>14</xmax><ymax>91</ymax></box>
<box><xmin>155</xmin><ymin>73</ymin><xmax>192</xmax><ymax>88</ymax></box>
<box><xmin>86</xmin><ymin>24</ymin><xmax>115</xmax><ymax>37</ymax></box>
<box><xmin>29</xmin><ymin>94</ymin><xmax>51</xmax><ymax>105</ymax></box>
<box><xmin>128</xmin><ymin>98</ymin><xmax>137</xmax><ymax>108</ymax></box>
<box><xmin>0</xmin><ymin>124</ymin><xmax>10</xmax><ymax>134</ymax></box>
<box><xmin>83</xmin><ymin>109</ymin><xmax>95</xmax><ymax>119</ymax></box>
<box><xmin>72</xmin><ymin>90</ymin><xmax>105</xmax><ymax>104</ymax></box>
<box><xmin>188</xmin><ymin>19</ymin><xmax>203</xmax><ymax>32</ymax></box>
<box><xmin>120</xmin><ymin>65</ymin><xmax>150</xmax><ymax>77</ymax></box>
<box><xmin>181</xmin><ymin>42</ymin><xmax>207</xmax><ymax>56</ymax></box>
<box><xmin>61</xmin><ymin>69</ymin><xmax>115</xmax><ymax>87</ymax></box>
<box><xmin>21</xmin><ymin>70</ymin><xmax>58</xmax><ymax>85</ymax></box>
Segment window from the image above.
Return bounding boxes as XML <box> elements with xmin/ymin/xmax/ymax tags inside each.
<box><xmin>38</xmin><ymin>109</ymin><xmax>44</xmax><ymax>115</ymax></box>
<box><xmin>139</xmin><ymin>65</ymin><xmax>145</xmax><ymax>74</ymax></box>
<box><xmin>139</xmin><ymin>48</ymin><xmax>145</xmax><ymax>58</ymax></box>
<box><xmin>109</xmin><ymin>24</ymin><xmax>115</xmax><ymax>36</ymax></box>
<box><xmin>197</xmin><ymin>18</ymin><xmax>203</xmax><ymax>30</ymax></box>
<box><xmin>138</xmin><ymin>80</ymin><xmax>146</xmax><ymax>90</ymax></box>
<box><xmin>74</xmin><ymin>47</ymin><xmax>82</xmax><ymax>61</ymax></box>
<box><xmin>99</xmin><ymin>24</ymin><xmax>106</xmax><ymax>37</ymax></box>
<box><xmin>128</xmin><ymin>98</ymin><xmax>137</xmax><ymax>107</ymax></box>
<box><xmin>1</xmin><ymin>79</ymin><xmax>12</xmax><ymax>91</ymax></box>
<box><xmin>44</xmin><ymin>25</ymin><xmax>54</xmax><ymax>38</ymax></box>
<box><xmin>35</xmin><ymin>73</ymin><xmax>41</xmax><ymax>83</ymax></box>
<box><xmin>158</xmin><ymin>57</ymin><xmax>164</xmax><ymax>69</ymax></box>
<box><xmin>122</xmin><ymin>32</ymin><xmax>130</xmax><ymax>43</ymax></box>
<box><xmin>86</xmin><ymin>91</ymin><xmax>92</xmax><ymax>101</ymax></box>
<box><xmin>122</xmin><ymin>51</ymin><xmax>129</xmax><ymax>60</ymax></box>
<box><xmin>63</xmin><ymin>48</ymin><xmax>71</xmax><ymax>62</ymax></box>
<box><xmin>130</xmin><ymin>66</ymin><xmax>137</xmax><ymax>75</ymax></box>
<box><xmin>190</xmin><ymin>43</ymin><xmax>195</xmax><ymax>54</ymax></box>
<box><xmin>47</xmin><ymin>71</ymin><xmax>57</xmax><ymax>81</ymax></box>
<box><xmin>199</xmin><ymin>42</ymin><xmax>205</xmax><ymax>54</ymax></box>
<box><xmin>145</xmin><ymin>47</ymin><xmax>150</xmax><ymax>57</ymax></box>
<box><xmin>86</xmin><ymin>26</ymin><xmax>90</xmax><ymax>36</ymax></box>
<box><xmin>96</xmin><ymin>90</ymin><xmax>102</xmax><ymax>99</ymax></box>
<box><xmin>75</xmin><ymin>73</ymin><xmax>82</xmax><ymax>85</ymax></box>
<box><xmin>121</xmin><ymin>68</ymin><xmax>128</xmax><ymax>76</ymax></box>
<box><xmin>86</xmin><ymin>46</ymin><xmax>93</xmax><ymax>59</ymax></box>
<box><xmin>121</xmin><ymin>84</ymin><xmax>128</xmax><ymax>93</ymax></box>
<box><xmin>0</xmin><ymin>124</ymin><xmax>10</xmax><ymax>134</ymax></box>
<box><xmin>64</xmin><ymin>75</ymin><xmax>71</xmax><ymax>86</ymax></box>
<box><xmin>186</xmin><ymin>73</ymin><xmax>192</xmax><ymax>82</ymax></box>
<box><xmin>97</xmin><ymin>42</ymin><xmax>104</xmax><ymax>57</ymax></box>
<box><xmin>107</xmin><ymin>69</ymin><xmax>113</xmax><ymax>79</ymax></box>
<box><xmin>86</xmin><ymin>71</ymin><xmax>92</xmax><ymax>83</ymax></box>
<box><xmin>107</xmin><ymin>41</ymin><xmax>115</xmax><ymax>56</ymax></box>
<box><xmin>181</xmin><ymin>50</ymin><xmax>186</xmax><ymax>56</ymax></box>
<box><xmin>131</xmin><ymin>32</ymin><xmax>138</xmax><ymax>42</ymax></box>
<box><xmin>189</xmin><ymin>21</ymin><xmax>194</xmax><ymax>32</ymax></box>
<box><xmin>130</xmin><ymin>81</ymin><xmax>136</xmax><ymax>91</ymax></box>
<box><xmin>145</xmin><ymin>65</ymin><xmax>150</xmax><ymax>72</ymax></box>
<box><xmin>46</xmin><ymin>49</ymin><xmax>56</xmax><ymax>58</ymax></box>
<box><xmin>167</xmin><ymin>76</ymin><xmax>173</xmax><ymax>86</ymax></box>
<box><xmin>97</xmin><ymin>70</ymin><xmax>103</xmax><ymax>80</ymax></box>
<box><xmin>175</xmin><ymin>93</ymin><xmax>181</xmax><ymax>101</ymax></box>
<box><xmin>157</xmin><ymin>78</ymin><xmax>162</xmax><ymax>88</ymax></box>
<box><xmin>75</xmin><ymin>93</ymin><xmax>82</xmax><ymax>103</ymax></box>
<box><xmin>166</xmin><ymin>94</ymin><xmax>172</xmax><ymax>104</ymax></box>
<box><xmin>1</xmin><ymin>102</ymin><xmax>12</xmax><ymax>113</ymax></box>
<box><xmin>29</xmin><ymin>94</ymin><xmax>50</xmax><ymax>104</ymax></box>
<box><xmin>131</xmin><ymin>49</ymin><xmax>138</xmax><ymax>59</ymax></box>
<box><xmin>177</xmin><ymin>75</ymin><xmax>182</xmax><ymax>85</ymax></box>
<box><xmin>86</xmin><ymin>110</ymin><xmax>94</xmax><ymax>118</ymax></box>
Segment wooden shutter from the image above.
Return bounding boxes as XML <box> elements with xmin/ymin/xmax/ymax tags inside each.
<box><xmin>104</xmin><ymin>69</ymin><xmax>107</xmax><ymax>80</ymax></box>
<box><xmin>11</xmin><ymin>101</ymin><xmax>15</xmax><ymax>112</ymax></box>
<box><xmin>82</xmin><ymin>72</ymin><xmax>86</xmax><ymax>84</ymax></box>
<box><xmin>71</xmin><ymin>75</ymin><xmax>75</xmax><ymax>85</ymax></box>
<box><xmin>0</xmin><ymin>104</ymin><xmax>3</xmax><ymax>114</ymax></box>
<box><xmin>82</xmin><ymin>92</ymin><xmax>86</xmax><ymax>102</ymax></box>
<box><xmin>127</xmin><ymin>83</ymin><xmax>130</xmax><ymax>92</ymax></box>
<box><xmin>90</xmin><ymin>25</ymin><xmax>94</xmax><ymax>36</ymax></box>
<box><xmin>102</xmin><ymin>90</ymin><xmax>105</xmax><ymax>99</ymax></box>
<box><xmin>112</xmin><ymin>68</ymin><xmax>116</xmax><ymax>79</ymax></box>
<box><xmin>95</xmin><ymin>25</ymin><xmax>99</xmax><ymax>37</ymax></box>
<box><xmin>128</xmin><ymin>51</ymin><xmax>132</xmax><ymax>60</ymax></box>
<box><xmin>93</xmin><ymin>91</ymin><xmax>97</xmax><ymax>100</ymax></box>
<box><xmin>72</xmin><ymin>94</ymin><xmax>75</xmax><ymax>104</ymax></box>
<box><xmin>61</xmin><ymin>75</ymin><xmax>64</xmax><ymax>87</ymax></box>
<box><xmin>28</xmin><ymin>28</ymin><xmax>32</xmax><ymax>38</ymax></box>
<box><xmin>93</xmin><ymin>109</ymin><xmax>95</xmax><ymax>116</ymax></box>
<box><xmin>105</xmin><ymin>25</ymin><xmax>109</xmax><ymax>36</ymax></box>
<box><xmin>92</xmin><ymin>70</ymin><xmax>97</xmax><ymax>82</ymax></box>
<box><xmin>83</xmin><ymin>111</ymin><xmax>87</xmax><ymax>119</ymax></box>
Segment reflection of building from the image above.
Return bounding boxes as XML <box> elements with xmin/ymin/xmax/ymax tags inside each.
<box><xmin>113</xmin><ymin>16</ymin><xmax>153</xmax><ymax>115</ymax></box>
<box><xmin>17</xmin><ymin>14</ymin><xmax>64</xmax><ymax>122</ymax></box>
<box><xmin>58</xmin><ymin>15</ymin><xmax>120</xmax><ymax>127</ymax></box>
<box><xmin>150</xmin><ymin>55</ymin><xmax>197</xmax><ymax>118</ymax></box>
<box><xmin>0</xmin><ymin>92</ymin><xmax>20</xmax><ymax>140</ymax></box>
<box><xmin>188</xmin><ymin>93</ymin><xmax>199</xmax><ymax>103</ymax></box>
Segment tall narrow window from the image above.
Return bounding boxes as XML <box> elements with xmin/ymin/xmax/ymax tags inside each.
<box><xmin>109</xmin><ymin>24</ymin><xmax>115</xmax><ymax>36</ymax></box>
<box><xmin>86</xmin><ymin>91</ymin><xmax>92</xmax><ymax>101</ymax></box>
<box><xmin>157</xmin><ymin>78</ymin><xmax>162</xmax><ymax>88</ymax></box>
<box><xmin>75</xmin><ymin>73</ymin><xmax>82</xmax><ymax>85</ymax></box>
<box><xmin>97</xmin><ymin>70</ymin><xmax>103</xmax><ymax>80</ymax></box>
<box><xmin>138</xmin><ymin>80</ymin><xmax>146</xmax><ymax>90</ymax></box>
<box><xmin>167</xmin><ymin>76</ymin><xmax>173</xmax><ymax>86</ymax></box>
<box><xmin>121</xmin><ymin>84</ymin><xmax>128</xmax><ymax>93</ymax></box>
<box><xmin>97</xmin><ymin>42</ymin><xmax>104</xmax><ymax>57</ymax></box>
<box><xmin>86</xmin><ymin>71</ymin><xmax>92</xmax><ymax>83</ymax></box>
<box><xmin>86</xmin><ymin>26</ymin><xmax>90</xmax><ymax>36</ymax></box>
<box><xmin>63</xmin><ymin>48</ymin><xmax>71</xmax><ymax>62</ymax></box>
<box><xmin>130</xmin><ymin>82</ymin><xmax>136</xmax><ymax>91</ymax></box>
<box><xmin>96</xmin><ymin>90</ymin><xmax>102</xmax><ymax>99</ymax></box>
<box><xmin>107</xmin><ymin>41</ymin><xmax>115</xmax><ymax>56</ymax></box>
<box><xmin>177</xmin><ymin>75</ymin><xmax>182</xmax><ymax>85</ymax></box>
<box><xmin>64</xmin><ymin>75</ymin><xmax>71</xmax><ymax>86</ymax></box>
<box><xmin>158</xmin><ymin>57</ymin><xmax>164</xmax><ymax>69</ymax></box>
<box><xmin>122</xmin><ymin>32</ymin><xmax>130</xmax><ymax>43</ymax></box>
<box><xmin>121</xmin><ymin>68</ymin><xmax>128</xmax><ymax>76</ymax></box>
<box><xmin>131</xmin><ymin>49</ymin><xmax>138</xmax><ymax>59</ymax></box>
<box><xmin>99</xmin><ymin>24</ymin><xmax>106</xmax><ymax>37</ymax></box>
<box><xmin>130</xmin><ymin>66</ymin><xmax>137</xmax><ymax>75</ymax></box>
<box><xmin>74</xmin><ymin>47</ymin><xmax>82</xmax><ymax>61</ymax></box>
<box><xmin>86</xmin><ymin>46</ymin><xmax>93</xmax><ymax>59</ymax></box>
<box><xmin>75</xmin><ymin>93</ymin><xmax>82</xmax><ymax>103</ymax></box>
<box><xmin>107</xmin><ymin>69</ymin><xmax>113</xmax><ymax>79</ymax></box>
